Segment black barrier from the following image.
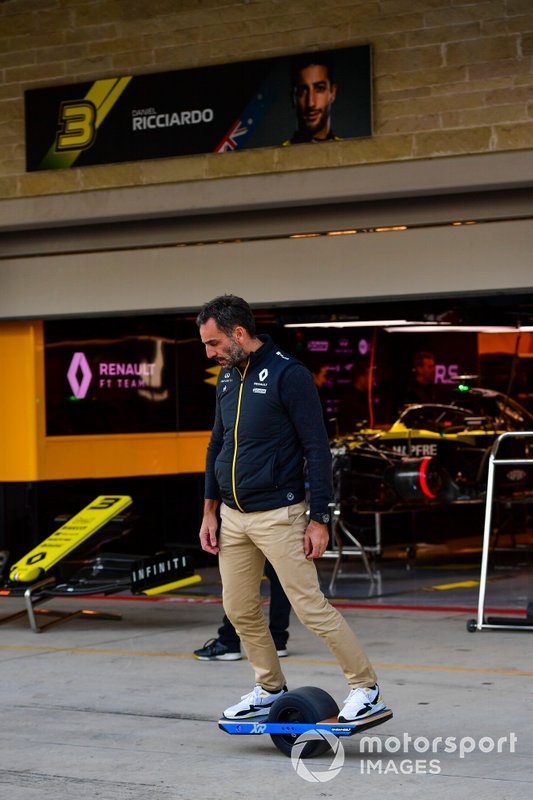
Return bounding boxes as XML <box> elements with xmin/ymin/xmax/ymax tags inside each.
<box><xmin>130</xmin><ymin>552</ymin><xmax>194</xmax><ymax>594</ymax></box>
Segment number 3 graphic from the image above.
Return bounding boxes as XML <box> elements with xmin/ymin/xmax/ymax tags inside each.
<box><xmin>56</xmin><ymin>101</ymin><xmax>96</xmax><ymax>151</ymax></box>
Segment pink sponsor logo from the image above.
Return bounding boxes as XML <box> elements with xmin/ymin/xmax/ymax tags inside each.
<box><xmin>67</xmin><ymin>352</ymin><xmax>93</xmax><ymax>399</ymax></box>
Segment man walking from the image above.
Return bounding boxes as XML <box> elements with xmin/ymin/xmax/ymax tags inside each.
<box><xmin>197</xmin><ymin>294</ymin><xmax>385</xmax><ymax>722</ymax></box>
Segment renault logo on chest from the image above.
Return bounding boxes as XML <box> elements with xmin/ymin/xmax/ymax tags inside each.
<box><xmin>254</xmin><ymin>368</ymin><xmax>269</xmax><ymax>394</ymax></box>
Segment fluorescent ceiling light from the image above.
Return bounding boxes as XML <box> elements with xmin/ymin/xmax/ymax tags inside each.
<box><xmin>384</xmin><ymin>325</ymin><xmax>522</xmax><ymax>333</ymax></box>
<box><xmin>285</xmin><ymin>322</ymin><xmax>533</xmax><ymax>333</ymax></box>
<box><xmin>284</xmin><ymin>320</ymin><xmax>434</xmax><ymax>329</ymax></box>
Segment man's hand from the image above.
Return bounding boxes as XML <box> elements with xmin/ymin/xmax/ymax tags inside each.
<box><xmin>199</xmin><ymin>500</ymin><xmax>220</xmax><ymax>554</ymax></box>
<box><xmin>304</xmin><ymin>520</ymin><xmax>330</xmax><ymax>559</ymax></box>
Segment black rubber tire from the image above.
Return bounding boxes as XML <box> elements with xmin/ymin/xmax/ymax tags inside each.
<box><xmin>466</xmin><ymin>619</ymin><xmax>478</xmax><ymax>632</ymax></box>
<box><xmin>268</xmin><ymin>686</ymin><xmax>340</xmax><ymax>758</ymax></box>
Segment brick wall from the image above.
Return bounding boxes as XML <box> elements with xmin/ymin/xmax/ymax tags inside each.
<box><xmin>1</xmin><ymin>0</ymin><xmax>532</xmax><ymax>199</ymax></box>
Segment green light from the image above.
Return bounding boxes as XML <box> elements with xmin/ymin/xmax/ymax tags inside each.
<box><xmin>457</xmin><ymin>384</ymin><xmax>469</xmax><ymax>392</ymax></box>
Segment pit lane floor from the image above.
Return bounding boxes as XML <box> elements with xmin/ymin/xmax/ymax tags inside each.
<box><xmin>0</xmin><ymin>554</ymin><xmax>532</xmax><ymax>800</ymax></box>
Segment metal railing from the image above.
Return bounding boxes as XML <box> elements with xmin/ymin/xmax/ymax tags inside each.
<box><xmin>469</xmin><ymin>431</ymin><xmax>533</xmax><ymax>632</ymax></box>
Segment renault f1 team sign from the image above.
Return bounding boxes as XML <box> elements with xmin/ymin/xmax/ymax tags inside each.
<box><xmin>25</xmin><ymin>45</ymin><xmax>371</xmax><ymax>170</ymax></box>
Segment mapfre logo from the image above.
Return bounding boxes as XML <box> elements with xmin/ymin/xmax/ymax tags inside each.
<box><xmin>67</xmin><ymin>352</ymin><xmax>93</xmax><ymax>399</ymax></box>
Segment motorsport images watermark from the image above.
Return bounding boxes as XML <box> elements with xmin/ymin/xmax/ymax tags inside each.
<box><xmin>290</xmin><ymin>731</ymin><xmax>518</xmax><ymax>781</ymax></box>
<box><xmin>291</xmin><ymin>730</ymin><xmax>345</xmax><ymax>783</ymax></box>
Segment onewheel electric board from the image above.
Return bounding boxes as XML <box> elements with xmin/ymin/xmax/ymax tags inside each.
<box><xmin>218</xmin><ymin>686</ymin><xmax>393</xmax><ymax>758</ymax></box>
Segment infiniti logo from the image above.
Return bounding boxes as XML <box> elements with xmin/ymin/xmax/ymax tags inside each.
<box><xmin>67</xmin><ymin>352</ymin><xmax>93</xmax><ymax>399</ymax></box>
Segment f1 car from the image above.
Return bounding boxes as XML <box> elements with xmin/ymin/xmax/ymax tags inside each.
<box><xmin>331</xmin><ymin>387</ymin><xmax>533</xmax><ymax>514</ymax></box>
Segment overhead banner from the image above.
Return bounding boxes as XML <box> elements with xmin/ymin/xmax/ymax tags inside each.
<box><xmin>25</xmin><ymin>45</ymin><xmax>371</xmax><ymax>171</ymax></box>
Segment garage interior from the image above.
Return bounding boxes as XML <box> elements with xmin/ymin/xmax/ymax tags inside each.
<box><xmin>1</xmin><ymin>153</ymin><xmax>532</xmax><ymax>616</ymax></box>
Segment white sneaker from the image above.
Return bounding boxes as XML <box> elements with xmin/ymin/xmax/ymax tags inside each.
<box><xmin>338</xmin><ymin>684</ymin><xmax>386</xmax><ymax>722</ymax></box>
<box><xmin>223</xmin><ymin>684</ymin><xmax>287</xmax><ymax>719</ymax></box>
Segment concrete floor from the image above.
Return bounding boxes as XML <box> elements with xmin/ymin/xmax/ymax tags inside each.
<box><xmin>0</xmin><ymin>554</ymin><xmax>532</xmax><ymax>800</ymax></box>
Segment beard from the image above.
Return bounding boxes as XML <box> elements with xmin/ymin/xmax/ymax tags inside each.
<box><xmin>219</xmin><ymin>337</ymin><xmax>248</xmax><ymax>369</ymax></box>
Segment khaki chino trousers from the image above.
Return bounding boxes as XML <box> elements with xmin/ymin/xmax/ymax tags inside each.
<box><xmin>219</xmin><ymin>501</ymin><xmax>377</xmax><ymax>692</ymax></box>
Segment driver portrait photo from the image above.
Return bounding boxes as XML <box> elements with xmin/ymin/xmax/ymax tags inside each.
<box><xmin>283</xmin><ymin>51</ymin><xmax>341</xmax><ymax>145</ymax></box>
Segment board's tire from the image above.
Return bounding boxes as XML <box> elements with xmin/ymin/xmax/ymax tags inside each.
<box><xmin>466</xmin><ymin>618</ymin><xmax>478</xmax><ymax>632</ymax></box>
<box><xmin>268</xmin><ymin>686</ymin><xmax>339</xmax><ymax>758</ymax></box>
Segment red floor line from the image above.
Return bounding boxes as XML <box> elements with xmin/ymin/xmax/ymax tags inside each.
<box><xmin>51</xmin><ymin>593</ymin><xmax>526</xmax><ymax>616</ymax></box>
<box><xmin>330</xmin><ymin>602</ymin><xmax>524</xmax><ymax>615</ymax></box>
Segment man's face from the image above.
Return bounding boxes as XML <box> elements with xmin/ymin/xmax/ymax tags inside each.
<box><xmin>199</xmin><ymin>318</ymin><xmax>248</xmax><ymax>369</ymax></box>
<box><xmin>313</xmin><ymin>366</ymin><xmax>328</xmax><ymax>388</ymax></box>
<box><xmin>354</xmin><ymin>370</ymin><xmax>370</xmax><ymax>392</ymax></box>
<box><xmin>416</xmin><ymin>358</ymin><xmax>436</xmax><ymax>385</ymax></box>
<box><xmin>293</xmin><ymin>63</ymin><xmax>337</xmax><ymax>140</ymax></box>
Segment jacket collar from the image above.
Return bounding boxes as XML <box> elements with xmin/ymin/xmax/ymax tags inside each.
<box><xmin>248</xmin><ymin>334</ymin><xmax>274</xmax><ymax>366</ymax></box>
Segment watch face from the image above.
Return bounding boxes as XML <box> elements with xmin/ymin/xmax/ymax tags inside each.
<box><xmin>321</xmin><ymin>514</ymin><xmax>330</xmax><ymax>524</ymax></box>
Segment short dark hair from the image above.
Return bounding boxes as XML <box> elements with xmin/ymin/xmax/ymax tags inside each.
<box><xmin>289</xmin><ymin>51</ymin><xmax>336</xmax><ymax>87</ymax></box>
<box><xmin>412</xmin><ymin>351</ymin><xmax>435</xmax><ymax>368</ymax></box>
<box><xmin>308</xmin><ymin>359</ymin><xmax>328</xmax><ymax>376</ymax></box>
<box><xmin>196</xmin><ymin>294</ymin><xmax>256</xmax><ymax>337</ymax></box>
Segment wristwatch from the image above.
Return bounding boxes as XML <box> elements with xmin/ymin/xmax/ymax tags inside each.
<box><xmin>310</xmin><ymin>512</ymin><xmax>330</xmax><ymax>525</ymax></box>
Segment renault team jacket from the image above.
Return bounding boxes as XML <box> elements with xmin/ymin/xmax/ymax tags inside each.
<box><xmin>204</xmin><ymin>335</ymin><xmax>333</xmax><ymax>516</ymax></box>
